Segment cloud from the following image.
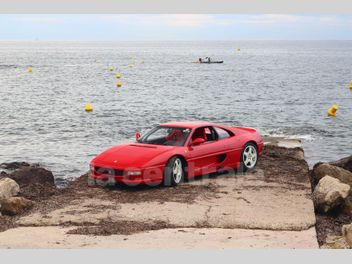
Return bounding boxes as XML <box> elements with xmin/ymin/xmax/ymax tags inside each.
<box><xmin>98</xmin><ymin>14</ymin><xmax>345</xmax><ymax>29</ymax></box>
<box><xmin>244</xmin><ymin>14</ymin><xmax>345</xmax><ymax>27</ymax></box>
<box><xmin>11</xmin><ymin>15</ymin><xmax>66</xmax><ymax>25</ymax></box>
<box><xmin>100</xmin><ymin>14</ymin><xmax>232</xmax><ymax>28</ymax></box>
<box><xmin>8</xmin><ymin>14</ymin><xmax>346</xmax><ymax>29</ymax></box>
<box><xmin>316</xmin><ymin>16</ymin><xmax>341</xmax><ymax>26</ymax></box>
<box><xmin>239</xmin><ymin>14</ymin><xmax>300</xmax><ymax>25</ymax></box>
<box><xmin>159</xmin><ymin>14</ymin><xmax>220</xmax><ymax>27</ymax></box>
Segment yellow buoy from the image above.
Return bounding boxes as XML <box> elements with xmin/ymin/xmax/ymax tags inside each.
<box><xmin>237</xmin><ymin>48</ymin><xmax>241</xmax><ymax>52</ymax></box>
<box><xmin>128</xmin><ymin>64</ymin><xmax>134</xmax><ymax>68</ymax></box>
<box><xmin>327</xmin><ymin>104</ymin><xmax>338</xmax><ymax>117</ymax></box>
<box><xmin>108</xmin><ymin>66</ymin><xmax>114</xmax><ymax>72</ymax></box>
<box><xmin>27</xmin><ymin>67</ymin><xmax>33</xmax><ymax>73</ymax></box>
<box><xmin>85</xmin><ymin>103</ymin><xmax>93</xmax><ymax>112</ymax></box>
<box><xmin>349</xmin><ymin>80</ymin><xmax>352</xmax><ymax>89</ymax></box>
<box><xmin>115</xmin><ymin>73</ymin><xmax>121</xmax><ymax>79</ymax></box>
<box><xmin>116</xmin><ymin>81</ymin><xmax>123</xmax><ymax>87</ymax></box>
<box><xmin>140</xmin><ymin>59</ymin><xmax>144</xmax><ymax>64</ymax></box>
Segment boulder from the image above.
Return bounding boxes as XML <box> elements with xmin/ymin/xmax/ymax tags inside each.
<box><xmin>312</xmin><ymin>163</ymin><xmax>352</xmax><ymax>186</ymax></box>
<box><xmin>0</xmin><ymin>178</ymin><xmax>20</xmax><ymax>202</ymax></box>
<box><xmin>321</xmin><ymin>235</ymin><xmax>350</xmax><ymax>249</ymax></box>
<box><xmin>331</xmin><ymin>155</ymin><xmax>352</xmax><ymax>173</ymax></box>
<box><xmin>342</xmin><ymin>224</ymin><xmax>352</xmax><ymax>248</ymax></box>
<box><xmin>343</xmin><ymin>195</ymin><xmax>352</xmax><ymax>215</ymax></box>
<box><xmin>313</xmin><ymin>175</ymin><xmax>351</xmax><ymax>213</ymax></box>
<box><xmin>8</xmin><ymin>166</ymin><xmax>55</xmax><ymax>187</ymax></box>
<box><xmin>0</xmin><ymin>197</ymin><xmax>34</xmax><ymax>216</ymax></box>
<box><xmin>7</xmin><ymin>166</ymin><xmax>57</xmax><ymax>200</ymax></box>
<box><xmin>263</xmin><ymin>145</ymin><xmax>305</xmax><ymax>160</ymax></box>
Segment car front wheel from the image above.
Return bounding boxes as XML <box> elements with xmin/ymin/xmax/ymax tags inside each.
<box><xmin>87</xmin><ymin>174</ymin><xmax>97</xmax><ymax>187</ymax></box>
<box><xmin>240</xmin><ymin>143</ymin><xmax>258</xmax><ymax>172</ymax></box>
<box><xmin>164</xmin><ymin>156</ymin><xmax>185</xmax><ymax>186</ymax></box>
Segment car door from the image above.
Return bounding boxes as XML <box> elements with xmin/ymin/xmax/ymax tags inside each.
<box><xmin>213</xmin><ymin>126</ymin><xmax>242</xmax><ymax>169</ymax></box>
<box><xmin>187</xmin><ymin>127</ymin><xmax>224</xmax><ymax>176</ymax></box>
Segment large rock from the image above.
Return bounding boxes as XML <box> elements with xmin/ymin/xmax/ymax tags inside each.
<box><xmin>0</xmin><ymin>197</ymin><xmax>34</xmax><ymax>216</ymax></box>
<box><xmin>343</xmin><ymin>195</ymin><xmax>352</xmax><ymax>215</ymax></box>
<box><xmin>342</xmin><ymin>224</ymin><xmax>352</xmax><ymax>248</ymax></box>
<box><xmin>0</xmin><ymin>178</ymin><xmax>20</xmax><ymax>202</ymax></box>
<box><xmin>313</xmin><ymin>175</ymin><xmax>351</xmax><ymax>213</ymax></box>
<box><xmin>312</xmin><ymin>163</ymin><xmax>352</xmax><ymax>186</ymax></box>
<box><xmin>262</xmin><ymin>144</ymin><xmax>305</xmax><ymax>160</ymax></box>
<box><xmin>331</xmin><ymin>155</ymin><xmax>352</xmax><ymax>173</ymax></box>
<box><xmin>8</xmin><ymin>167</ymin><xmax>55</xmax><ymax>187</ymax></box>
<box><xmin>7</xmin><ymin>166</ymin><xmax>57</xmax><ymax>200</ymax></box>
<box><xmin>321</xmin><ymin>235</ymin><xmax>350</xmax><ymax>249</ymax></box>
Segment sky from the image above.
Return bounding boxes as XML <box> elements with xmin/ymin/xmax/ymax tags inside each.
<box><xmin>0</xmin><ymin>14</ymin><xmax>352</xmax><ymax>41</ymax></box>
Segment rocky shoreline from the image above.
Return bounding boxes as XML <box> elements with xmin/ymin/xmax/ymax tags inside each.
<box><xmin>310</xmin><ymin>157</ymin><xmax>352</xmax><ymax>248</ymax></box>
<box><xmin>0</xmin><ymin>143</ymin><xmax>351</xmax><ymax>248</ymax></box>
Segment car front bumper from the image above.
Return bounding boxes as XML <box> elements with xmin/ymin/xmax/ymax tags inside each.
<box><xmin>89</xmin><ymin>165</ymin><xmax>164</xmax><ymax>186</ymax></box>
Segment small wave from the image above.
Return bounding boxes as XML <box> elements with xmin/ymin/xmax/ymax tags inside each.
<box><xmin>261</xmin><ymin>129</ymin><xmax>316</xmax><ymax>142</ymax></box>
<box><xmin>0</xmin><ymin>64</ymin><xmax>18</xmax><ymax>69</ymax></box>
<box><xmin>274</xmin><ymin>134</ymin><xmax>315</xmax><ymax>142</ymax></box>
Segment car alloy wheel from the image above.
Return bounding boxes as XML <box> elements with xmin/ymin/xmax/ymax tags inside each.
<box><xmin>164</xmin><ymin>156</ymin><xmax>185</xmax><ymax>186</ymax></box>
<box><xmin>172</xmin><ymin>158</ymin><xmax>183</xmax><ymax>184</ymax></box>
<box><xmin>242</xmin><ymin>143</ymin><xmax>258</xmax><ymax>171</ymax></box>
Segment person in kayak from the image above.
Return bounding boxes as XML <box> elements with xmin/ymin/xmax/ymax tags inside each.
<box><xmin>208</xmin><ymin>57</ymin><xmax>211</xmax><ymax>63</ymax></box>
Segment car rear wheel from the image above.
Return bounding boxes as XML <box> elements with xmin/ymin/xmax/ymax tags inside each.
<box><xmin>240</xmin><ymin>143</ymin><xmax>258</xmax><ymax>172</ymax></box>
<box><xmin>164</xmin><ymin>156</ymin><xmax>185</xmax><ymax>186</ymax></box>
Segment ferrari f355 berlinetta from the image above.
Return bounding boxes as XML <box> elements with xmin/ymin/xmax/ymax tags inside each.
<box><xmin>89</xmin><ymin>122</ymin><xmax>264</xmax><ymax>187</ymax></box>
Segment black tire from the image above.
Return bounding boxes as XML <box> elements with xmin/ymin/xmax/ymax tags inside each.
<box><xmin>163</xmin><ymin>156</ymin><xmax>185</xmax><ymax>186</ymax></box>
<box><xmin>87</xmin><ymin>174</ymin><xmax>97</xmax><ymax>187</ymax></box>
<box><xmin>239</xmin><ymin>142</ymin><xmax>258</xmax><ymax>172</ymax></box>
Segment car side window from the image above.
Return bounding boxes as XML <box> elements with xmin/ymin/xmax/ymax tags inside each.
<box><xmin>207</xmin><ymin>127</ymin><xmax>218</xmax><ymax>141</ymax></box>
<box><xmin>191</xmin><ymin>126</ymin><xmax>217</xmax><ymax>143</ymax></box>
<box><xmin>214</xmin><ymin>127</ymin><xmax>232</xmax><ymax>140</ymax></box>
<box><xmin>204</xmin><ymin>127</ymin><xmax>212</xmax><ymax>141</ymax></box>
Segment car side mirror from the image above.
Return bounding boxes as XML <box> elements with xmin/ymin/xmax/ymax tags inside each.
<box><xmin>190</xmin><ymin>137</ymin><xmax>205</xmax><ymax>146</ymax></box>
<box><xmin>135</xmin><ymin>132</ymin><xmax>141</xmax><ymax>141</ymax></box>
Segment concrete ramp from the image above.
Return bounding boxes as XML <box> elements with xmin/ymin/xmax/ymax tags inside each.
<box><xmin>0</xmin><ymin>139</ymin><xmax>318</xmax><ymax>248</ymax></box>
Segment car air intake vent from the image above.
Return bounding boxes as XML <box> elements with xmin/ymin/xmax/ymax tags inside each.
<box><xmin>95</xmin><ymin>167</ymin><xmax>124</xmax><ymax>176</ymax></box>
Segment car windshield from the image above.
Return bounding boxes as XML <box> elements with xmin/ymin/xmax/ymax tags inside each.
<box><xmin>139</xmin><ymin>126</ymin><xmax>191</xmax><ymax>146</ymax></box>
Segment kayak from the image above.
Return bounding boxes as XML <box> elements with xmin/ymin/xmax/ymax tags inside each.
<box><xmin>193</xmin><ymin>61</ymin><xmax>224</xmax><ymax>64</ymax></box>
<box><xmin>201</xmin><ymin>61</ymin><xmax>223</xmax><ymax>64</ymax></box>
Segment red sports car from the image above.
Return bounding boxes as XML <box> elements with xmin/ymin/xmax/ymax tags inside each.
<box><xmin>89</xmin><ymin>122</ymin><xmax>264</xmax><ymax>187</ymax></box>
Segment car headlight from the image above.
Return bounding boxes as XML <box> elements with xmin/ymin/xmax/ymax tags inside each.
<box><xmin>127</xmin><ymin>170</ymin><xmax>142</xmax><ymax>176</ymax></box>
<box><xmin>89</xmin><ymin>165</ymin><xmax>95</xmax><ymax>173</ymax></box>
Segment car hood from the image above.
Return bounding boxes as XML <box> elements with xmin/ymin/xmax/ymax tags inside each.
<box><xmin>91</xmin><ymin>143</ymin><xmax>176</xmax><ymax>168</ymax></box>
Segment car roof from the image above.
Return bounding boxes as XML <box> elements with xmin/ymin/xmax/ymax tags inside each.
<box><xmin>160</xmin><ymin>121</ymin><xmax>220</xmax><ymax>129</ymax></box>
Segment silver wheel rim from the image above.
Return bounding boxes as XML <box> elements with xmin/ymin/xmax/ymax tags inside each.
<box><xmin>172</xmin><ymin>158</ymin><xmax>183</xmax><ymax>183</ymax></box>
<box><xmin>243</xmin><ymin>145</ymin><xmax>257</xmax><ymax>169</ymax></box>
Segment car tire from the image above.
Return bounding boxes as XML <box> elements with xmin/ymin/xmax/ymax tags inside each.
<box><xmin>163</xmin><ymin>156</ymin><xmax>185</xmax><ymax>186</ymax></box>
<box><xmin>87</xmin><ymin>175</ymin><xmax>97</xmax><ymax>187</ymax></box>
<box><xmin>240</xmin><ymin>142</ymin><xmax>258</xmax><ymax>172</ymax></box>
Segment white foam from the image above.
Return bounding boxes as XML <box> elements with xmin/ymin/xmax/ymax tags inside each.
<box><xmin>260</xmin><ymin>129</ymin><xmax>315</xmax><ymax>142</ymax></box>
